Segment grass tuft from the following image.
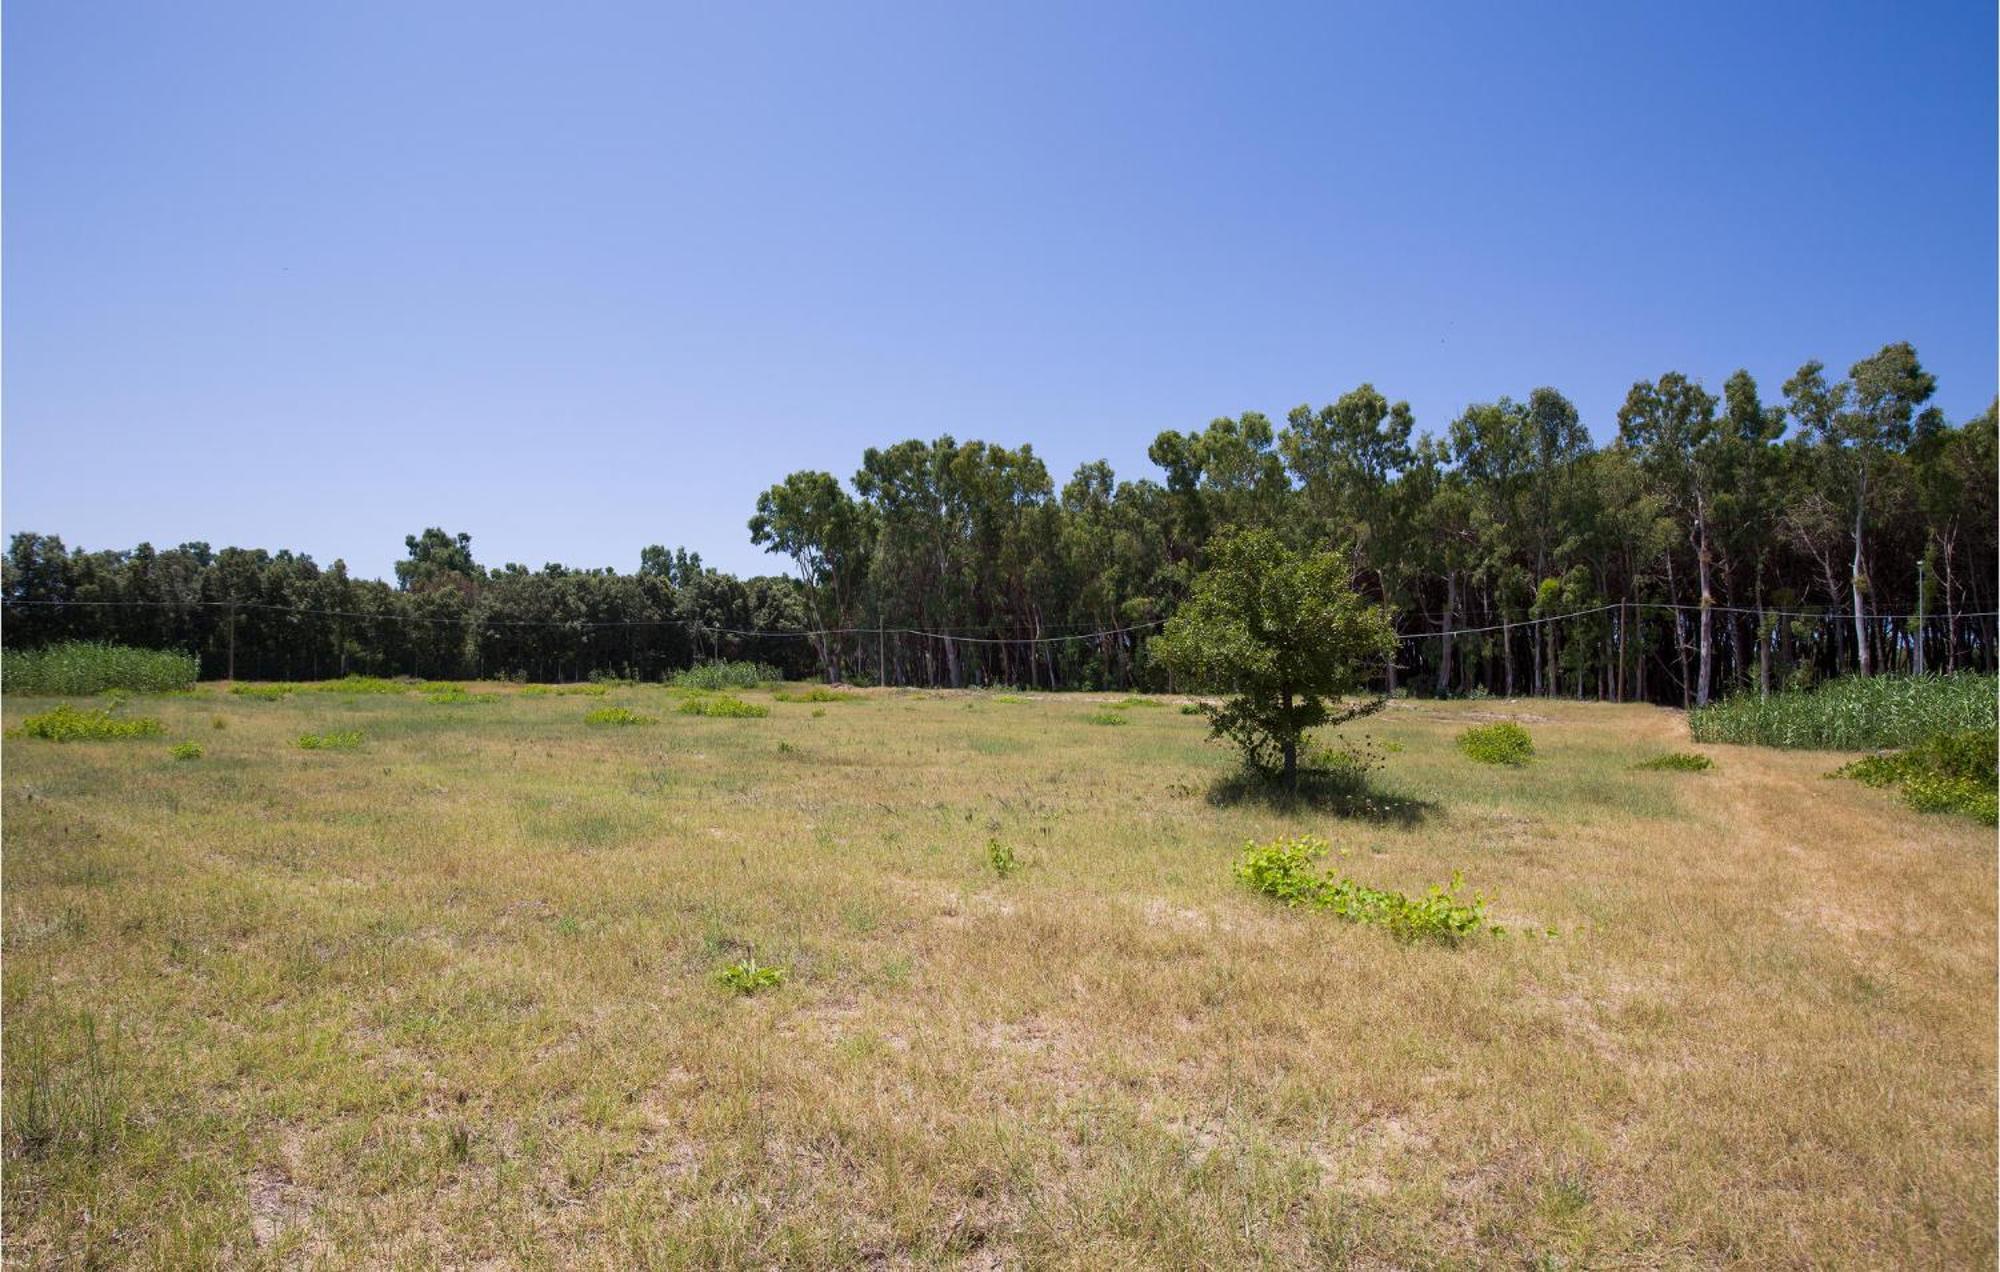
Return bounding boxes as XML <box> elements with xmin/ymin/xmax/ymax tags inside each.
<box><xmin>583</xmin><ymin>706</ymin><xmax>655</xmax><ymax>727</ymax></box>
<box><xmin>715</xmin><ymin>958</ymin><xmax>786</xmax><ymax>995</ymax></box>
<box><xmin>673</xmin><ymin>661</ymin><xmax>781</xmax><ymax>691</ymax></box>
<box><xmin>295</xmin><ymin>730</ymin><xmax>364</xmax><ymax>751</ymax></box>
<box><xmin>1633</xmin><ymin>751</ymin><xmax>1714</xmax><ymax>772</ymax></box>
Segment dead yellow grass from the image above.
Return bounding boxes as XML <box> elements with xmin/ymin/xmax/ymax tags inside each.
<box><xmin>2</xmin><ymin>685</ymin><xmax>1992</xmax><ymax>1266</ymax></box>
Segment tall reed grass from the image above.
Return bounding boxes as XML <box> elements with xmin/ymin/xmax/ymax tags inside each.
<box><xmin>1689</xmin><ymin>673</ymin><xmax>1998</xmax><ymax>750</ymax></box>
<box><xmin>2</xmin><ymin>642</ymin><xmax>198</xmax><ymax>696</ymax></box>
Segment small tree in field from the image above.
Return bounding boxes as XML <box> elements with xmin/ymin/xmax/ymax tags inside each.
<box><xmin>1155</xmin><ymin>528</ymin><xmax>1397</xmax><ymax>788</ymax></box>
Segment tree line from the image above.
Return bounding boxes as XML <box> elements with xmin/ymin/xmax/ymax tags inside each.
<box><xmin>5</xmin><ymin>342</ymin><xmax>1993</xmax><ymax>702</ymax></box>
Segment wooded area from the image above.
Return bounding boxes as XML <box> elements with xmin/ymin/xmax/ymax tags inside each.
<box><xmin>5</xmin><ymin>343</ymin><xmax>1993</xmax><ymax>702</ymax></box>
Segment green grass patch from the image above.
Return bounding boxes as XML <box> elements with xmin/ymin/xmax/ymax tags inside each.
<box><xmin>17</xmin><ymin>704</ymin><xmax>167</xmax><ymax>741</ymax></box>
<box><xmin>1690</xmin><ymin>673</ymin><xmax>1997</xmax><ymax>750</ymax></box>
<box><xmin>168</xmin><ymin>741</ymin><xmax>203</xmax><ymax>761</ymax></box>
<box><xmin>295</xmin><ymin>730</ymin><xmax>364</xmax><ymax>751</ymax></box>
<box><xmin>771</xmin><ymin>686</ymin><xmax>858</xmax><ymax>703</ymax></box>
<box><xmin>583</xmin><ymin>706</ymin><xmax>655</xmax><ymax>727</ymax></box>
<box><xmin>2</xmin><ymin>642</ymin><xmax>198</xmax><ymax>696</ymax></box>
<box><xmin>306</xmin><ymin>675</ymin><xmax>408</xmax><ymax>695</ymax></box>
<box><xmin>678</xmin><ymin>695</ymin><xmax>769</xmax><ymax>719</ymax></box>
<box><xmin>1112</xmin><ymin>696</ymin><xmax>1165</xmax><ymax>710</ymax></box>
<box><xmin>1083</xmin><ymin>710</ymin><xmax>1127</xmax><ymax>726</ymax></box>
<box><xmin>228</xmin><ymin>683</ymin><xmax>293</xmax><ymax>700</ymax></box>
<box><xmin>1633</xmin><ymin>751</ymin><xmax>1714</xmax><ymax>772</ymax></box>
<box><xmin>1458</xmin><ymin>721</ymin><xmax>1533</xmax><ymax>765</ymax></box>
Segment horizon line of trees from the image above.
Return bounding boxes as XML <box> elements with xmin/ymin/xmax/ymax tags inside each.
<box><xmin>4</xmin><ymin>341</ymin><xmax>1994</xmax><ymax>702</ymax></box>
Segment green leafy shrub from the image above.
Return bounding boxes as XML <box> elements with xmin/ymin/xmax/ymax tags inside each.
<box><xmin>1083</xmin><ymin>710</ymin><xmax>1127</xmax><ymax>726</ymax></box>
<box><xmin>1112</xmin><ymin>696</ymin><xmax>1164</xmax><ymax>710</ymax></box>
<box><xmin>715</xmin><ymin>958</ymin><xmax>785</xmax><ymax>995</ymax></box>
<box><xmin>1232</xmin><ymin>834</ymin><xmax>1503</xmax><ymax>943</ymax></box>
<box><xmin>295</xmin><ymin>730</ymin><xmax>363</xmax><ymax>751</ymax></box>
<box><xmin>1458</xmin><ymin>722</ymin><xmax>1533</xmax><ymax>765</ymax></box>
<box><xmin>2</xmin><ymin>642</ymin><xmax>198</xmax><ymax>696</ymax></box>
<box><xmin>518</xmin><ymin>684</ymin><xmax>553</xmax><ymax>697</ymax></box>
<box><xmin>169</xmin><ymin>741</ymin><xmax>203</xmax><ymax>761</ymax></box>
<box><xmin>1633</xmin><ymin>751</ymin><xmax>1714</xmax><ymax>772</ymax></box>
<box><xmin>1833</xmin><ymin>726</ymin><xmax>1996</xmax><ymax>824</ymax></box>
<box><xmin>771</xmin><ymin>686</ymin><xmax>857</xmax><ymax>703</ymax></box>
<box><xmin>1689</xmin><ymin>673</ymin><xmax>1997</xmax><ymax>750</ymax></box>
<box><xmin>18</xmin><ymin>704</ymin><xmax>167</xmax><ymax>741</ymax></box>
<box><xmin>678</xmin><ymin>696</ymin><xmax>768</xmax><ymax>719</ymax></box>
<box><xmin>584</xmin><ymin>706</ymin><xmax>655</xmax><ymax>727</ymax></box>
<box><xmin>229</xmin><ymin>683</ymin><xmax>293</xmax><ymax>700</ymax></box>
<box><xmin>1178</xmin><ymin>702</ymin><xmax>1204</xmax><ymax>715</ymax></box>
<box><xmin>673</xmin><ymin>661</ymin><xmax>781</xmax><ymax>691</ymax></box>
<box><xmin>988</xmin><ymin>838</ymin><xmax>1019</xmax><ymax>878</ymax></box>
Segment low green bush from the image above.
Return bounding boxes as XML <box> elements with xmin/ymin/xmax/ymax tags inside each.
<box><xmin>1112</xmin><ymin>696</ymin><xmax>1165</xmax><ymax>710</ymax></box>
<box><xmin>673</xmin><ymin>661</ymin><xmax>781</xmax><ymax>691</ymax></box>
<box><xmin>988</xmin><ymin>838</ymin><xmax>1019</xmax><ymax>878</ymax></box>
<box><xmin>1233</xmin><ymin>834</ymin><xmax>1504</xmax><ymax>943</ymax></box>
<box><xmin>1458</xmin><ymin>721</ymin><xmax>1533</xmax><ymax>765</ymax></box>
<box><xmin>1083</xmin><ymin>710</ymin><xmax>1127</xmax><ymax>726</ymax></box>
<box><xmin>229</xmin><ymin>683</ymin><xmax>293</xmax><ymax>700</ymax></box>
<box><xmin>1633</xmin><ymin>752</ymin><xmax>1714</xmax><ymax>772</ymax></box>
<box><xmin>296</xmin><ymin>730</ymin><xmax>363</xmax><ymax>751</ymax></box>
<box><xmin>1690</xmin><ymin>673</ymin><xmax>1997</xmax><ymax>750</ymax></box>
<box><xmin>584</xmin><ymin>706</ymin><xmax>655</xmax><ymax>727</ymax></box>
<box><xmin>169</xmin><ymin>741</ymin><xmax>203</xmax><ymax>761</ymax></box>
<box><xmin>678</xmin><ymin>695</ymin><xmax>768</xmax><ymax>719</ymax></box>
<box><xmin>2</xmin><ymin>642</ymin><xmax>198</xmax><ymax>696</ymax></box>
<box><xmin>423</xmin><ymin>684</ymin><xmax>494</xmax><ymax>705</ymax></box>
<box><xmin>18</xmin><ymin>705</ymin><xmax>166</xmax><ymax>741</ymax></box>
<box><xmin>1833</xmin><ymin>727</ymin><xmax>1996</xmax><ymax>824</ymax></box>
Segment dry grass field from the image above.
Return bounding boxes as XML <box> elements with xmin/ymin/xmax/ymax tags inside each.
<box><xmin>3</xmin><ymin>683</ymin><xmax>1994</xmax><ymax>1268</ymax></box>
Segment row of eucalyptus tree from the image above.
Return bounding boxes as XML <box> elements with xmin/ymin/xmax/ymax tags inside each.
<box><xmin>5</xmin><ymin>342</ymin><xmax>1992</xmax><ymax>700</ymax></box>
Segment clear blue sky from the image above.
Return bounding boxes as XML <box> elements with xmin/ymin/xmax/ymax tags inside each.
<box><xmin>6</xmin><ymin>1</ymin><xmax>1993</xmax><ymax>580</ymax></box>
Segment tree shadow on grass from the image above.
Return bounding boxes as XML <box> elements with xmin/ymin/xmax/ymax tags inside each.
<box><xmin>1203</xmin><ymin>767</ymin><xmax>1437</xmax><ymax>827</ymax></box>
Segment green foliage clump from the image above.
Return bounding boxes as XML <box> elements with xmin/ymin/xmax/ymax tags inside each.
<box><xmin>673</xmin><ymin>661</ymin><xmax>781</xmax><ymax>691</ymax></box>
<box><xmin>295</xmin><ymin>730</ymin><xmax>363</xmax><ymax>751</ymax></box>
<box><xmin>678</xmin><ymin>695</ymin><xmax>769</xmax><ymax>719</ymax></box>
<box><xmin>771</xmin><ymin>686</ymin><xmax>857</xmax><ymax>703</ymax></box>
<box><xmin>1178</xmin><ymin>702</ymin><xmax>1204</xmax><ymax>715</ymax></box>
<box><xmin>1083</xmin><ymin>710</ymin><xmax>1127</xmax><ymax>726</ymax></box>
<box><xmin>988</xmin><ymin>838</ymin><xmax>1019</xmax><ymax>878</ymax></box>
<box><xmin>1833</xmin><ymin>727</ymin><xmax>1996</xmax><ymax>824</ymax></box>
<box><xmin>306</xmin><ymin>675</ymin><xmax>407</xmax><ymax>695</ymax></box>
<box><xmin>1112</xmin><ymin>696</ymin><xmax>1164</xmax><ymax>710</ymax></box>
<box><xmin>18</xmin><ymin>704</ymin><xmax>167</xmax><ymax>741</ymax></box>
<box><xmin>1689</xmin><ymin>673</ymin><xmax>1997</xmax><ymax>750</ymax></box>
<box><xmin>583</xmin><ymin>706</ymin><xmax>655</xmax><ymax>727</ymax></box>
<box><xmin>229</xmin><ymin>683</ymin><xmax>293</xmax><ymax>700</ymax></box>
<box><xmin>169</xmin><ymin>741</ymin><xmax>203</xmax><ymax>761</ymax></box>
<box><xmin>1232</xmin><ymin>835</ymin><xmax>1503</xmax><ymax>944</ymax></box>
<box><xmin>2</xmin><ymin>642</ymin><xmax>198</xmax><ymax>696</ymax></box>
<box><xmin>422</xmin><ymin>684</ymin><xmax>494</xmax><ymax>705</ymax></box>
<box><xmin>1153</xmin><ymin>528</ymin><xmax>1396</xmax><ymax>787</ymax></box>
<box><xmin>518</xmin><ymin>684</ymin><xmax>553</xmax><ymax>697</ymax></box>
<box><xmin>1458</xmin><ymin>722</ymin><xmax>1534</xmax><ymax>765</ymax></box>
<box><xmin>1633</xmin><ymin>751</ymin><xmax>1714</xmax><ymax>772</ymax></box>
<box><xmin>715</xmin><ymin>958</ymin><xmax>785</xmax><ymax>995</ymax></box>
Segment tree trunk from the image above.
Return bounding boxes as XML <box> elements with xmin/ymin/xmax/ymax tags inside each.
<box><xmin>1850</xmin><ymin>496</ymin><xmax>1872</xmax><ymax>676</ymax></box>
<box><xmin>1436</xmin><ymin>572</ymin><xmax>1456</xmax><ymax>698</ymax></box>
<box><xmin>1695</xmin><ymin>521</ymin><xmax>1714</xmax><ymax>708</ymax></box>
